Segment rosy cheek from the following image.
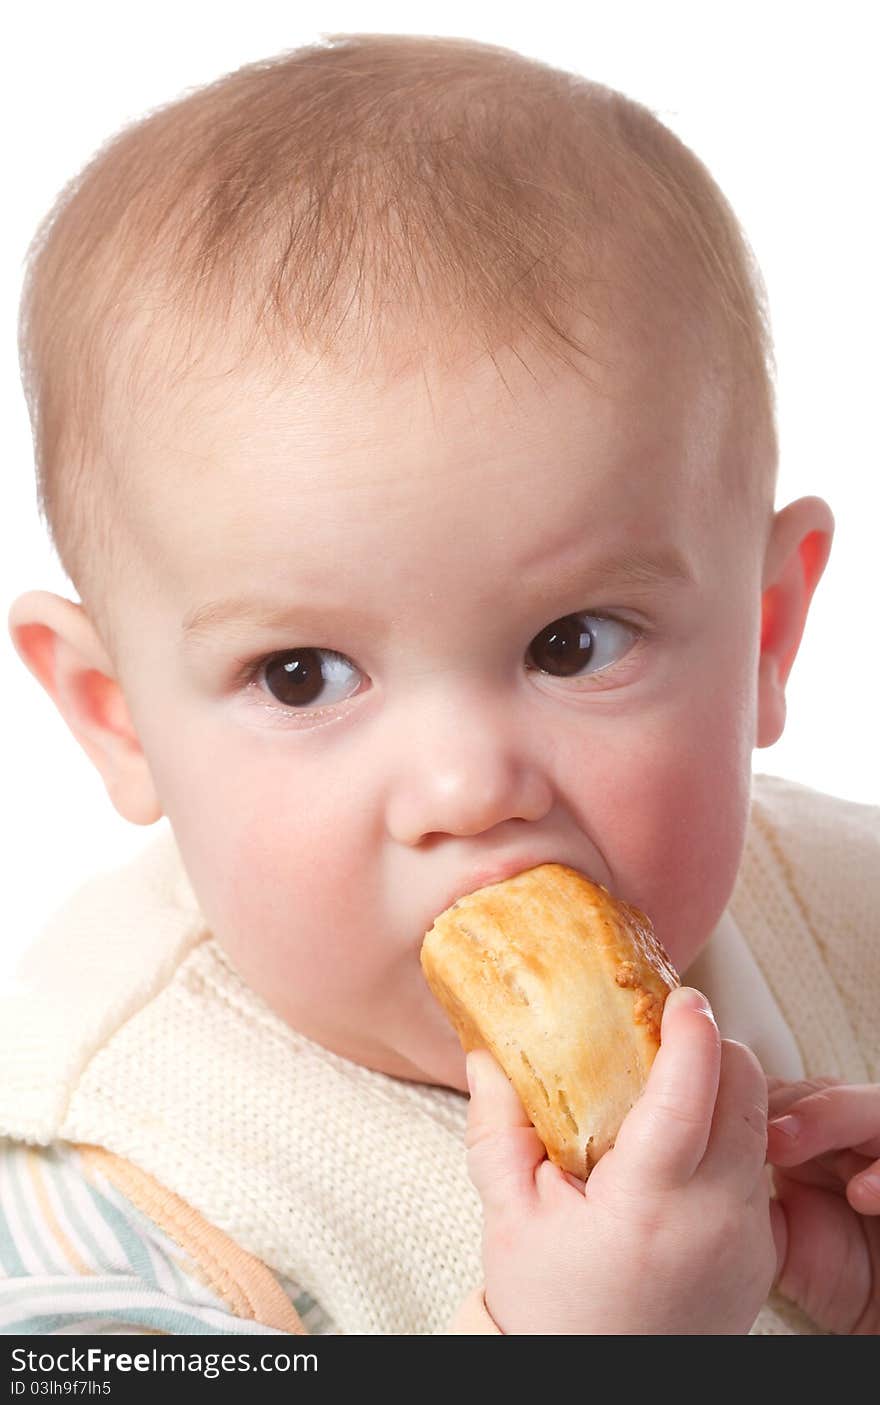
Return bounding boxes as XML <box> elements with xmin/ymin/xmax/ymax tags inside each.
<box><xmin>567</xmin><ymin>693</ymin><xmax>752</xmax><ymax>971</ymax></box>
<box><xmin>643</xmin><ymin>771</ymin><xmax>749</xmax><ymax>967</ymax></box>
<box><xmin>177</xmin><ymin>751</ymin><xmax>377</xmax><ymax>991</ymax></box>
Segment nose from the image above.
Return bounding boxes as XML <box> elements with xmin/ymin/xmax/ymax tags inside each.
<box><xmin>384</xmin><ymin>683</ymin><xmax>555</xmax><ymax>844</ymax></box>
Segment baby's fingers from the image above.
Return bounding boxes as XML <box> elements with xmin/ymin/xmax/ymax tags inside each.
<box><xmin>767</xmin><ymin>1084</ymin><xmax>880</xmax><ymax>1165</ymax></box>
<box><xmin>464</xmin><ymin>1049</ymin><xmax>545</xmax><ymax>1217</ymax></box>
<box><xmin>698</xmin><ymin>1038</ymin><xmax>768</xmax><ymax>1190</ymax></box>
<box><xmin>611</xmin><ymin>986</ymin><xmax>721</xmax><ymax>1191</ymax></box>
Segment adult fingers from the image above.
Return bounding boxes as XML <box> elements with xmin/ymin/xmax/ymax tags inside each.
<box><xmin>846</xmin><ymin>1158</ymin><xmax>880</xmax><ymax>1215</ymax></box>
<box><xmin>698</xmin><ymin>1039</ymin><xmax>768</xmax><ymax>1191</ymax></box>
<box><xmin>770</xmin><ymin>1148</ymin><xmax>871</xmax><ymax>1194</ymax></box>
<box><xmin>464</xmin><ymin>1048</ymin><xmax>545</xmax><ymax>1217</ymax></box>
<box><xmin>766</xmin><ymin>1076</ymin><xmax>842</xmax><ymax>1120</ymax></box>
<box><xmin>767</xmin><ymin>1084</ymin><xmax>880</xmax><ymax>1165</ymax></box>
<box><xmin>774</xmin><ymin>1145</ymin><xmax>880</xmax><ymax>1217</ymax></box>
<box><xmin>610</xmin><ymin>986</ymin><xmax>721</xmax><ymax>1192</ymax></box>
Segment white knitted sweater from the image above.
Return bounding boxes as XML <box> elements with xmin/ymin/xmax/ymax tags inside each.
<box><xmin>1</xmin><ymin>773</ymin><xmax>877</xmax><ymax>1334</ymax></box>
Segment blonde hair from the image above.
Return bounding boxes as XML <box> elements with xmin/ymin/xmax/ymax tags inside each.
<box><xmin>18</xmin><ymin>32</ymin><xmax>777</xmax><ymax>653</ymax></box>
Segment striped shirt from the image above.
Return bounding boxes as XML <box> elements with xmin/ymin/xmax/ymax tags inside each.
<box><xmin>0</xmin><ymin>1140</ymin><xmax>337</xmax><ymax>1335</ymax></box>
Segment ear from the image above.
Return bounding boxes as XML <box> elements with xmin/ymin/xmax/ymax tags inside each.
<box><xmin>8</xmin><ymin>590</ymin><xmax>163</xmax><ymax>825</ymax></box>
<box><xmin>756</xmin><ymin>496</ymin><xmax>834</xmax><ymax>748</ymax></box>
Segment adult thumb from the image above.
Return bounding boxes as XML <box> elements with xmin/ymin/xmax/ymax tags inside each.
<box><xmin>464</xmin><ymin>1048</ymin><xmax>546</xmax><ymax>1216</ymax></box>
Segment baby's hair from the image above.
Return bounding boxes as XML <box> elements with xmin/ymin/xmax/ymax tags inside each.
<box><xmin>18</xmin><ymin>32</ymin><xmax>777</xmax><ymax>657</ymax></box>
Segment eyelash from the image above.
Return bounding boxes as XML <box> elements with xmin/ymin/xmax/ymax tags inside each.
<box><xmin>237</xmin><ymin>613</ymin><xmax>648</xmax><ymax>724</ymax></box>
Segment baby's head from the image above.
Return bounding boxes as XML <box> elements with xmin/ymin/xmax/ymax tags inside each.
<box><xmin>10</xmin><ymin>34</ymin><xmax>832</xmax><ymax>1090</ymax></box>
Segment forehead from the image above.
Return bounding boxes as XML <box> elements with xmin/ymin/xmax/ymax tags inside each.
<box><xmin>118</xmin><ymin>330</ymin><xmax>731</xmax><ymax>615</ymax></box>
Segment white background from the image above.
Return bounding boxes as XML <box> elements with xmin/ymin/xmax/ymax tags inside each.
<box><xmin>2</xmin><ymin>0</ymin><xmax>877</xmax><ymax>973</ymax></box>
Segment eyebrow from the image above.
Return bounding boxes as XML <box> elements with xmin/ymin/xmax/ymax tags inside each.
<box><xmin>180</xmin><ymin>544</ymin><xmax>695</xmax><ymax>647</ymax></box>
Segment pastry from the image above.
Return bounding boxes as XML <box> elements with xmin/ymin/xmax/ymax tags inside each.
<box><xmin>421</xmin><ymin>863</ymin><xmax>679</xmax><ymax>1179</ymax></box>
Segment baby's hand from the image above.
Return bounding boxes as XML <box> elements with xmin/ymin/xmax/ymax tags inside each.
<box><xmin>766</xmin><ymin>1077</ymin><xmax>880</xmax><ymax>1334</ymax></box>
<box><xmin>465</xmin><ymin>987</ymin><xmax>777</xmax><ymax>1334</ymax></box>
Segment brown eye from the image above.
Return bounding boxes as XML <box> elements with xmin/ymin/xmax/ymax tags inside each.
<box><xmin>528</xmin><ymin>615</ymin><xmax>595</xmax><ymax>676</ymax></box>
<box><xmin>262</xmin><ymin>649</ymin><xmax>360</xmax><ymax>709</ymax></box>
<box><xmin>527</xmin><ymin>613</ymin><xmax>638</xmax><ymax>679</ymax></box>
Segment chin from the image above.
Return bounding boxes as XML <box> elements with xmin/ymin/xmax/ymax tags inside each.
<box><xmin>365</xmin><ymin>1041</ymin><xmax>468</xmax><ymax>1094</ymax></box>
<box><xmin>415</xmin><ymin>1061</ymin><xmax>469</xmax><ymax>1095</ymax></box>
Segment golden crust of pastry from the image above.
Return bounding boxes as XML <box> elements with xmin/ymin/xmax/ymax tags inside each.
<box><xmin>421</xmin><ymin>863</ymin><xmax>680</xmax><ymax>1179</ymax></box>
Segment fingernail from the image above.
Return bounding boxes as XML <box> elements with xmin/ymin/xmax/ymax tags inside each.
<box><xmin>666</xmin><ymin>985</ymin><xmax>711</xmax><ymax>1014</ymax></box>
<box><xmin>853</xmin><ymin>1170</ymin><xmax>880</xmax><ymax>1198</ymax></box>
<box><xmin>768</xmin><ymin>1114</ymin><xmax>800</xmax><ymax>1140</ymax></box>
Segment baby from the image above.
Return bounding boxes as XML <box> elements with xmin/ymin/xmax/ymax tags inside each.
<box><xmin>2</xmin><ymin>33</ymin><xmax>878</xmax><ymax>1336</ymax></box>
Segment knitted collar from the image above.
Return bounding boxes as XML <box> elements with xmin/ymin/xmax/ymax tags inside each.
<box><xmin>3</xmin><ymin>823</ymin><xmax>807</xmax><ymax>1333</ymax></box>
<box><xmin>685</xmin><ymin>910</ymin><xmax>805</xmax><ymax>1080</ymax></box>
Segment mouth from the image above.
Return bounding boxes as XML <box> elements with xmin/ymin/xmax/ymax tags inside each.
<box><xmin>430</xmin><ymin>854</ymin><xmax>577</xmax><ymax>932</ymax></box>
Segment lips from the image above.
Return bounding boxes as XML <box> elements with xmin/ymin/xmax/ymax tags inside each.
<box><xmin>434</xmin><ymin>854</ymin><xmax>569</xmax><ymax>926</ymax></box>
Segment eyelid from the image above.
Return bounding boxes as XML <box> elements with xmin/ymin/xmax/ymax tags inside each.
<box><xmin>528</xmin><ymin>630</ymin><xmax>647</xmax><ymax>691</ymax></box>
<box><xmin>236</xmin><ymin>610</ymin><xmax>649</xmax><ymax>717</ymax></box>
<box><xmin>241</xmin><ymin>648</ymin><xmax>363</xmax><ymax>718</ymax></box>
<box><xmin>250</xmin><ymin>695</ymin><xmax>353</xmax><ymax>727</ymax></box>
